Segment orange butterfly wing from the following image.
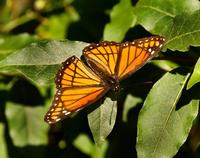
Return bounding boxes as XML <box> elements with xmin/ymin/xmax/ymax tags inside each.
<box><xmin>83</xmin><ymin>41</ymin><xmax>120</xmax><ymax>76</ymax></box>
<box><xmin>44</xmin><ymin>56</ymin><xmax>109</xmax><ymax>124</ymax></box>
<box><xmin>116</xmin><ymin>36</ymin><xmax>166</xmax><ymax>79</ymax></box>
<box><xmin>83</xmin><ymin>36</ymin><xmax>166</xmax><ymax>80</ymax></box>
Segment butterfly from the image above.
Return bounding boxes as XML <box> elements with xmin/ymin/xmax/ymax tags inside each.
<box><xmin>44</xmin><ymin>36</ymin><xmax>166</xmax><ymax>124</ymax></box>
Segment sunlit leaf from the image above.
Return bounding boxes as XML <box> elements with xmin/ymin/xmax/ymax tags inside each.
<box><xmin>88</xmin><ymin>97</ymin><xmax>117</xmax><ymax>146</ymax></box>
<box><xmin>2</xmin><ymin>11</ymin><xmax>37</xmax><ymax>33</ymax></box>
<box><xmin>165</xmin><ymin>10</ymin><xmax>200</xmax><ymax>51</ymax></box>
<box><xmin>137</xmin><ymin>70</ymin><xmax>199</xmax><ymax>158</ymax></box>
<box><xmin>103</xmin><ymin>0</ymin><xmax>136</xmax><ymax>41</ymax></box>
<box><xmin>134</xmin><ymin>0</ymin><xmax>200</xmax><ymax>32</ymax></box>
<box><xmin>134</xmin><ymin>0</ymin><xmax>200</xmax><ymax>51</ymax></box>
<box><xmin>74</xmin><ymin>134</ymin><xmax>94</xmax><ymax>155</ymax></box>
<box><xmin>152</xmin><ymin>60</ymin><xmax>179</xmax><ymax>72</ymax></box>
<box><xmin>36</xmin><ymin>9</ymin><xmax>79</xmax><ymax>39</ymax></box>
<box><xmin>122</xmin><ymin>94</ymin><xmax>142</xmax><ymax>122</ymax></box>
<box><xmin>73</xmin><ymin>134</ymin><xmax>108</xmax><ymax>158</ymax></box>
<box><xmin>0</xmin><ymin>33</ymin><xmax>37</xmax><ymax>59</ymax></box>
<box><xmin>5</xmin><ymin>102</ymin><xmax>49</xmax><ymax>147</ymax></box>
<box><xmin>187</xmin><ymin>58</ymin><xmax>200</xmax><ymax>89</ymax></box>
<box><xmin>0</xmin><ymin>123</ymin><xmax>8</xmax><ymax>158</ymax></box>
<box><xmin>0</xmin><ymin>40</ymin><xmax>88</xmax><ymax>85</ymax></box>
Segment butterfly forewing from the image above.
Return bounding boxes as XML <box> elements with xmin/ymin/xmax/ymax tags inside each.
<box><xmin>83</xmin><ymin>42</ymin><xmax>120</xmax><ymax>76</ymax></box>
<box><xmin>44</xmin><ymin>56</ymin><xmax>109</xmax><ymax>124</ymax></box>
<box><xmin>116</xmin><ymin>36</ymin><xmax>166</xmax><ymax>79</ymax></box>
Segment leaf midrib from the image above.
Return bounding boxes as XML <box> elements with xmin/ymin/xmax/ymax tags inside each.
<box><xmin>140</xmin><ymin>5</ymin><xmax>175</xmax><ymax>17</ymax></box>
<box><xmin>166</xmin><ymin>29</ymin><xmax>200</xmax><ymax>44</ymax></box>
<box><xmin>151</xmin><ymin>74</ymin><xmax>189</xmax><ymax>157</ymax></box>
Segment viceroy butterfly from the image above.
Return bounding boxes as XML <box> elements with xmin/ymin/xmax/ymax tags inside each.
<box><xmin>44</xmin><ymin>36</ymin><xmax>166</xmax><ymax>124</ymax></box>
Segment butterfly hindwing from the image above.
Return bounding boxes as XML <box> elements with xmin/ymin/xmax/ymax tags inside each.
<box><xmin>44</xmin><ymin>56</ymin><xmax>109</xmax><ymax>124</ymax></box>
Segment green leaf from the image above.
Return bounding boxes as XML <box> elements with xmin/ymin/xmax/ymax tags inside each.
<box><xmin>187</xmin><ymin>58</ymin><xmax>200</xmax><ymax>89</ymax></box>
<box><xmin>73</xmin><ymin>134</ymin><xmax>108</xmax><ymax>158</ymax></box>
<box><xmin>36</xmin><ymin>10</ymin><xmax>79</xmax><ymax>39</ymax></box>
<box><xmin>103</xmin><ymin>0</ymin><xmax>136</xmax><ymax>41</ymax></box>
<box><xmin>0</xmin><ymin>40</ymin><xmax>88</xmax><ymax>85</ymax></box>
<box><xmin>137</xmin><ymin>70</ymin><xmax>199</xmax><ymax>158</ymax></box>
<box><xmin>0</xmin><ymin>123</ymin><xmax>8</xmax><ymax>158</ymax></box>
<box><xmin>152</xmin><ymin>60</ymin><xmax>179</xmax><ymax>72</ymax></box>
<box><xmin>5</xmin><ymin>102</ymin><xmax>49</xmax><ymax>147</ymax></box>
<box><xmin>133</xmin><ymin>0</ymin><xmax>200</xmax><ymax>51</ymax></box>
<box><xmin>134</xmin><ymin>0</ymin><xmax>200</xmax><ymax>32</ymax></box>
<box><xmin>122</xmin><ymin>94</ymin><xmax>142</xmax><ymax>122</ymax></box>
<box><xmin>0</xmin><ymin>33</ymin><xmax>37</xmax><ymax>59</ymax></box>
<box><xmin>88</xmin><ymin>97</ymin><xmax>117</xmax><ymax>146</ymax></box>
<box><xmin>165</xmin><ymin>10</ymin><xmax>200</xmax><ymax>51</ymax></box>
<box><xmin>1</xmin><ymin>12</ymin><xmax>38</xmax><ymax>33</ymax></box>
<box><xmin>74</xmin><ymin>134</ymin><xmax>94</xmax><ymax>155</ymax></box>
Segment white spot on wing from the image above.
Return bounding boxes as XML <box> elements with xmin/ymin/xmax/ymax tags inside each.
<box><xmin>63</xmin><ymin>110</ymin><xmax>71</xmax><ymax>115</ymax></box>
<box><xmin>151</xmin><ymin>50</ymin><xmax>155</xmax><ymax>55</ymax></box>
<box><xmin>56</xmin><ymin>118</ymin><xmax>61</xmax><ymax>122</ymax></box>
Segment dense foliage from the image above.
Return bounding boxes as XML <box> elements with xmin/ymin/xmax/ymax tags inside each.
<box><xmin>0</xmin><ymin>0</ymin><xmax>200</xmax><ymax>158</ymax></box>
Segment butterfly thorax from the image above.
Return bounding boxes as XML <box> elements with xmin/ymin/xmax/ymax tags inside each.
<box><xmin>106</xmin><ymin>75</ymin><xmax>120</xmax><ymax>92</ymax></box>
